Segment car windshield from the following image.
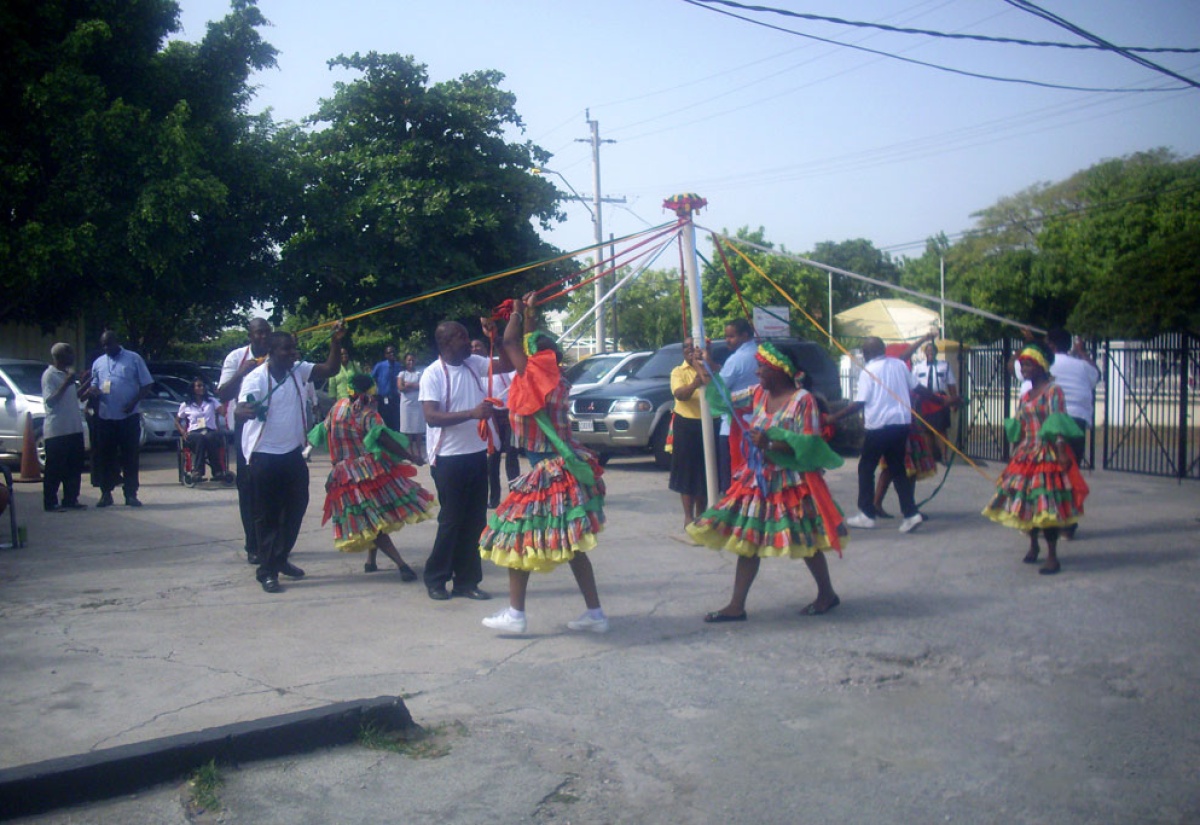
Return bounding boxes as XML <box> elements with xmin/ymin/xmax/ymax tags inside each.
<box><xmin>613</xmin><ymin>355</ymin><xmax>649</xmax><ymax>380</ymax></box>
<box><xmin>564</xmin><ymin>355</ymin><xmax>623</xmax><ymax>385</ymax></box>
<box><xmin>2</xmin><ymin>363</ymin><xmax>48</xmax><ymax>395</ymax></box>
<box><xmin>631</xmin><ymin>347</ymin><xmax>682</xmax><ymax>380</ymax></box>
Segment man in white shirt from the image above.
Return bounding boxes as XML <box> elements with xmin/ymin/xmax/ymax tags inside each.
<box><xmin>235</xmin><ymin>325</ymin><xmax>343</xmax><ymax>594</ymax></box>
<box><xmin>829</xmin><ymin>337</ymin><xmax>925</xmax><ymax>533</ymax></box>
<box><xmin>41</xmin><ymin>343</ymin><xmax>89</xmax><ymax>512</ymax></box>
<box><xmin>218</xmin><ymin>318</ymin><xmax>271</xmax><ymax>565</ymax></box>
<box><xmin>419</xmin><ymin>320</ymin><xmax>509</xmax><ymax>601</ymax></box>
<box><xmin>910</xmin><ymin>336</ymin><xmax>960</xmax><ymax>462</ymax></box>
<box><xmin>1046</xmin><ymin>328</ymin><xmax>1100</xmax><ymax>466</ymax></box>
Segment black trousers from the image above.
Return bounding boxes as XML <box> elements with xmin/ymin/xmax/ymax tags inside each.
<box><xmin>858</xmin><ymin>424</ymin><xmax>918</xmax><ymax>519</ymax></box>
<box><xmin>249</xmin><ymin>448</ymin><xmax>308</xmax><ymax>580</ymax></box>
<box><xmin>1068</xmin><ymin>416</ymin><xmax>1088</xmax><ymax>469</ymax></box>
<box><xmin>380</xmin><ymin>395</ymin><xmax>401</xmax><ymax>431</ymax></box>
<box><xmin>93</xmin><ymin>414</ymin><xmax>141</xmax><ymax>498</ymax></box>
<box><xmin>426</xmin><ymin>450</ymin><xmax>488</xmax><ymax>591</ymax></box>
<box><xmin>43</xmin><ymin>432</ymin><xmax>85</xmax><ymax>509</ymax></box>
<box><xmin>717</xmin><ymin>434</ymin><xmax>732</xmax><ymax>493</ymax></box>
<box><xmin>487</xmin><ymin>415</ymin><xmax>521</xmax><ymax>504</ymax></box>
<box><xmin>234</xmin><ymin>420</ymin><xmax>257</xmax><ymax>553</ymax></box>
<box><xmin>184</xmin><ymin>429</ymin><xmax>226</xmax><ymax>476</ymax></box>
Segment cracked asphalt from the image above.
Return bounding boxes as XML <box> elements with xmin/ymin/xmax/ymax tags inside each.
<box><xmin>2</xmin><ymin>448</ymin><xmax>1198</xmax><ymax>823</ymax></box>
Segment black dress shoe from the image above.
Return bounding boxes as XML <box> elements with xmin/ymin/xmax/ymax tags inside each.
<box><xmin>45</xmin><ymin>504</ymin><xmax>63</xmax><ymax>513</ymax></box>
<box><xmin>260</xmin><ymin>576</ymin><xmax>282</xmax><ymax>593</ymax></box>
<box><xmin>451</xmin><ymin>586</ymin><xmax>491</xmax><ymax>601</ymax></box>
<box><xmin>62</xmin><ymin>502</ymin><xmax>88</xmax><ymax>510</ymax></box>
<box><xmin>279</xmin><ymin>561</ymin><xmax>306</xmax><ymax>579</ymax></box>
<box><xmin>427</xmin><ymin>586</ymin><xmax>451</xmax><ymax>601</ymax></box>
<box><xmin>124</xmin><ymin>496</ymin><xmax>143</xmax><ymax>507</ymax></box>
<box><xmin>397</xmin><ymin>563</ymin><xmax>418</xmax><ymax>582</ymax></box>
<box><xmin>96</xmin><ymin>493</ymin><xmax>114</xmax><ymax>508</ymax></box>
<box><xmin>246</xmin><ymin>552</ymin><xmax>260</xmax><ymax>565</ymax></box>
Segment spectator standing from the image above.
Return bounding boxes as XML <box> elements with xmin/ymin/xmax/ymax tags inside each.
<box><xmin>218</xmin><ymin>318</ymin><xmax>271</xmax><ymax>564</ymax></box>
<box><xmin>707</xmin><ymin>318</ymin><xmax>757</xmax><ymax>492</ymax></box>
<box><xmin>668</xmin><ymin>338</ymin><xmax>710</xmax><ymax>535</ymax></box>
<box><xmin>326</xmin><ymin>348</ymin><xmax>362</xmax><ymax>402</ymax></box>
<box><xmin>41</xmin><ymin>343</ymin><xmax>89</xmax><ymax>512</ymax></box>
<box><xmin>397</xmin><ymin>352</ymin><xmax>427</xmax><ymax>464</ymax></box>
<box><xmin>829</xmin><ymin>336</ymin><xmax>925</xmax><ymax>534</ymax></box>
<box><xmin>236</xmin><ymin>326</ymin><xmax>344</xmax><ymax>593</ymax></box>
<box><xmin>909</xmin><ymin>334</ymin><xmax>961</xmax><ymax>463</ymax></box>
<box><xmin>372</xmin><ymin>346</ymin><xmax>402</xmax><ymax>431</ymax></box>
<box><xmin>87</xmin><ymin>331</ymin><xmax>153</xmax><ymax>508</ymax></box>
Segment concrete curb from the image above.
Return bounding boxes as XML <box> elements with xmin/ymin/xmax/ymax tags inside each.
<box><xmin>0</xmin><ymin>695</ymin><xmax>413</xmax><ymax>821</ymax></box>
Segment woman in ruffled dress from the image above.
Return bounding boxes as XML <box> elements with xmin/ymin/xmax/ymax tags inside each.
<box><xmin>479</xmin><ymin>292</ymin><xmax>608</xmax><ymax>635</ymax></box>
<box><xmin>687</xmin><ymin>341</ymin><xmax>848</xmax><ymax>622</ymax></box>
<box><xmin>982</xmin><ymin>341</ymin><xmax>1087</xmax><ymax>575</ymax></box>
<box><xmin>308</xmin><ymin>373</ymin><xmax>435</xmax><ymax>580</ymax></box>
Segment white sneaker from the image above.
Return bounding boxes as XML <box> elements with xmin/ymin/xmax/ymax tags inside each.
<box><xmin>899</xmin><ymin>513</ymin><xmax>925</xmax><ymax>534</ymax></box>
<box><xmin>845</xmin><ymin>512</ymin><xmax>877</xmax><ymax>529</ymax></box>
<box><xmin>566</xmin><ymin>613</ymin><xmax>610</xmax><ymax>634</ymax></box>
<box><xmin>482</xmin><ymin>609</ymin><xmax>527</xmax><ymax>634</ymax></box>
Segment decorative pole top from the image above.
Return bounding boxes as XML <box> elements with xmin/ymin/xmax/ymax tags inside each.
<box><xmin>663</xmin><ymin>193</ymin><xmax>708</xmax><ymax>218</ymax></box>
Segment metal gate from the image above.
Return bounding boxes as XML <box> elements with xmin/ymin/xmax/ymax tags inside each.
<box><xmin>959</xmin><ymin>334</ymin><xmax>1198</xmax><ymax>480</ymax></box>
<box><xmin>1102</xmin><ymin>333</ymin><xmax>1198</xmax><ymax>480</ymax></box>
<box><xmin>959</xmin><ymin>338</ymin><xmax>1019</xmax><ymax>464</ymax></box>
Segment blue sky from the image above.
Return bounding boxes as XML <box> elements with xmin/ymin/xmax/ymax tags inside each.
<box><xmin>178</xmin><ymin>0</ymin><xmax>1200</xmax><ymax>262</ymax></box>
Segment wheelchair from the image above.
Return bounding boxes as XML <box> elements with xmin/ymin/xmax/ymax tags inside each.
<box><xmin>177</xmin><ymin>429</ymin><xmax>235</xmax><ymax>487</ymax></box>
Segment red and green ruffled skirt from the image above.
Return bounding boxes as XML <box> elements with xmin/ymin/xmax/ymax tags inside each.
<box><xmin>479</xmin><ymin>455</ymin><xmax>605</xmax><ymax>573</ymax></box>
<box><xmin>687</xmin><ymin>470</ymin><xmax>847</xmax><ymax>559</ymax></box>
<box><xmin>323</xmin><ymin>453</ymin><xmax>436</xmax><ymax>553</ymax></box>
<box><xmin>982</xmin><ymin>443</ymin><xmax>1086</xmax><ymax>531</ymax></box>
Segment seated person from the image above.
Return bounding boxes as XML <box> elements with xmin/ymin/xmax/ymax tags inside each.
<box><xmin>176</xmin><ymin>378</ymin><xmax>232</xmax><ymax>482</ymax></box>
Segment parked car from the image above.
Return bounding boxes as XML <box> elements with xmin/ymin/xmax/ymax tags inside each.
<box><xmin>0</xmin><ymin>359</ymin><xmax>49</xmax><ymax>466</ymax></box>
<box><xmin>564</xmin><ymin>350</ymin><xmax>654</xmax><ymax>397</ymax></box>
<box><xmin>139</xmin><ymin>377</ymin><xmax>191</xmax><ymax>447</ymax></box>
<box><xmin>147</xmin><ymin>361</ymin><xmax>221</xmax><ymax>393</ymax></box>
<box><xmin>568</xmin><ymin>338</ymin><xmax>844</xmax><ymax>468</ymax></box>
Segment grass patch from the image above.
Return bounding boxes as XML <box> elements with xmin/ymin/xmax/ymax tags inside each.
<box><xmin>357</xmin><ymin>720</ymin><xmax>465</xmax><ymax>759</ymax></box>
<box><xmin>186</xmin><ymin>759</ymin><xmax>223</xmax><ymax>814</ymax></box>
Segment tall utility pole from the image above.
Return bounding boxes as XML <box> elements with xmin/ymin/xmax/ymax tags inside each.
<box><xmin>576</xmin><ymin>111</ymin><xmax>622</xmax><ymax>353</ymax></box>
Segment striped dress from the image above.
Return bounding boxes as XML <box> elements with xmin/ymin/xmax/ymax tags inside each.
<box><xmin>479</xmin><ymin>351</ymin><xmax>605</xmax><ymax>573</ymax></box>
<box><xmin>687</xmin><ymin>386</ymin><xmax>848</xmax><ymax>558</ymax></box>
<box><xmin>982</xmin><ymin>383</ymin><xmax>1087</xmax><ymax>531</ymax></box>
<box><xmin>317</xmin><ymin>399</ymin><xmax>435</xmax><ymax>553</ymax></box>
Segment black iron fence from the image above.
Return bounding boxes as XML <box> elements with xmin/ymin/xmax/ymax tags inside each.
<box><xmin>959</xmin><ymin>333</ymin><xmax>1198</xmax><ymax>480</ymax></box>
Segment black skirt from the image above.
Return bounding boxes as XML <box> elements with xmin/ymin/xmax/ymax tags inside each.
<box><xmin>668</xmin><ymin>414</ymin><xmax>709</xmax><ymax>497</ymax></box>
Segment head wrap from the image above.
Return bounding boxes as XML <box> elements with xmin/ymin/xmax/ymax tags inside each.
<box><xmin>523</xmin><ymin>330</ymin><xmax>556</xmax><ymax>357</ymax></box>
<box><xmin>756</xmin><ymin>341</ymin><xmax>799</xmax><ymax>377</ymax></box>
<box><xmin>1018</xmin><ymin>345</ymin><xmax>1051</xmax><ymax>372</ymax></box>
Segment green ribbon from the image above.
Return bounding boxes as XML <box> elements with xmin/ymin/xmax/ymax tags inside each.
<box><xmin>532</xmin><ymin>410</ymin><xmax>595</xmax><ymax>486</ymax></box>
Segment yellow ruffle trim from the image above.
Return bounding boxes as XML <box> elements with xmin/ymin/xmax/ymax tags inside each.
<box><xmin>981</xmin><ymin>507</ymin><xmax>1079</xmax><ymax>532</ymax></box>
<box><xmin>686</xmin><ymin>524</ymin><xmax>840</xmax><ymax>559</ymax></box>
<box><xmin>480</xmin><ymin>530</ymin><xmax>598</xmax><ymax>573</ymax></box>
<box><xmin>335</xmin><ymin>510</ymin><xmax>435</xmax><ymax>554</ymax></box>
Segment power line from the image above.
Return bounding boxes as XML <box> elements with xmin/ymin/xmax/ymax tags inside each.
<box><xmin>1003</xmin><ymin>0</ymin><xmax>1200</xmax><ymax>90</ymax></box>
<box><xmin>679</xmin><ymin>0</ymin><xmax>1191</xmax><ymax>93</ymax></box>
<box><xmin>688</xmin><ymin>0</ymin><xmax>1200</xmax><ymax>54</ymax></box>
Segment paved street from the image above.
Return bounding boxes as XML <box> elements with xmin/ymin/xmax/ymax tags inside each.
<box><xmin>1</xmin><ymin>447</ymin><xmax>1198</xmax><ymax>823</ymax></box>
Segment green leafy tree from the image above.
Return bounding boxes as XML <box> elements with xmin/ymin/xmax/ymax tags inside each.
<box><xmin>0</xmin><ymin>0</ymin><xmax>288</xmax><ymax>354</ymax></box>
<box><xmin>277</xmin><ymin>52</ymin><xmax>570</xmax><ymax>345</ymax></box>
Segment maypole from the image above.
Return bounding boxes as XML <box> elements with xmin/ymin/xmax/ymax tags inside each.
<box><xmin>664</xmin><ymin>193</ymin><xmax>719</xmax><ymax>507</ymax></box>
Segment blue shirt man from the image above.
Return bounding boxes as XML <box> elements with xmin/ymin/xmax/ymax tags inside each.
<box><xmin>372</xmin><ymin>345</ymin><xmax>402</xmax><ymax>430</ymax></box>
<box><xmin>87</xmin><ymin>330</ymin><xmax>153</xmax><ymax>507</ymax></box>
<box><xmin>708</xmin><ymin>318</ymin><xmax>757</xmax><ymax>492</ymax></box>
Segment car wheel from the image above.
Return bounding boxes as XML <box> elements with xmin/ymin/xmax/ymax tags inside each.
<box><xmin>35</xmin><ymin>432</ymin><xmax>47</xmax><ymax>471</ymax></box>
<box><xmin>650</xmin><ymin>417</ymin><xmax>672</xmax><ymax>470</ymax></box>
<box><xmin>597</xmin><ymin>451</ymin><xmax>612</xmax><ymax>467</ymax></box>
